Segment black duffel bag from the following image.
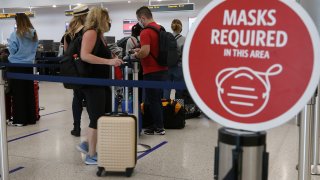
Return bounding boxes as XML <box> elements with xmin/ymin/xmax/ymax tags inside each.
<box><xmin>141</xmin><ymin>99</ymin><xmax>185</xmax><ymax>129</ymax></box>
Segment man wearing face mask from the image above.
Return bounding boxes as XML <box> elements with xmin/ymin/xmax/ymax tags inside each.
<box><xmin>134</xmin><ymin>6</ymin><xmax>168</xmax><ymax>135</ymax></box>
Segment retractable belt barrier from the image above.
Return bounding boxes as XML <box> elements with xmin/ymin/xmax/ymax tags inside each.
<box><xmin>0</xmin><ymin>62</ymin><xmax>187</xmax><ymax>90</ymax></box>
<box><xmin>36</xmin><ymin>57</ymin><xmax>63</xmax><ymax>62</ymax></box>
<box><xmin>0</xmin><ymin>62</ymin><xmax>60</xmax><ymax>68</ymax></box>
<box><xmin>0</xmin><ymin>60</ymin><xmax>184</xmax><ymax>179</ymax></box>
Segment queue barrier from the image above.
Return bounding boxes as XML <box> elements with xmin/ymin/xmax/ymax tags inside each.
<box><xmin>0</xmin><ymin>62</ymin><xmax>187</xmax><ymax>90</ymax></box>
<box><xmin>0</xmin><ymin>62</ymin><xmax>188</xmax><ymax>180</ymax></box>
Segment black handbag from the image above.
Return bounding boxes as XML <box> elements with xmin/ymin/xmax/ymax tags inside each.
<box><xmin>60</xmin><ymin>32</ymin><xmax>101</xmax><ymax>89</ymax></box>
<box><xmin>60</xmin><ymin>55</ymin><xmax>90</xmax><ymax>89</ymax></box>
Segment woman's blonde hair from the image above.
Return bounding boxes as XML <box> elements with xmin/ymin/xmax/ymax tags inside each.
<box><xmin>171</xmin><ymin>19</ymin><xmax>182</xmax><ymax>33</ymax></box>
<box><xmin>15</xmin><ymin>13</ymin><xmax>38</xmax><ymax>41</ymax></box>
<box><xmin>84</xmin><ymin>7</ymin><xmax>110</xmax><ymax>36</ymax></box>
<box><xmin>65</xmin><ymin>14</ymin><xmax>87</xmax><ymax>40</ymax></box>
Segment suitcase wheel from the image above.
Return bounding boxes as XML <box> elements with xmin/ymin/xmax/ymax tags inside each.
<box><xmin>125</xmin><ymin>168</ymin><xmax>134</xmax><ymax>177</ymax></box>
<box><xmin>96</xmin><ymin>167</ymin><xmax>105</xmax><ymax>177</ymax></box>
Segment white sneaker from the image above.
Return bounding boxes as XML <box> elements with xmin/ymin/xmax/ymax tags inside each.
<box><xmin>7</xmin><ymin>122</ymin><xmax>24</xmax><ymax>127</ymax></box>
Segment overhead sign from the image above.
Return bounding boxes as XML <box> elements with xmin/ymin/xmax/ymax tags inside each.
<box><xmin>148</xmin><ymin>3</ymin><xmax>194</xmax><ymax>12</ymax></box>
<box><xmin>0</xmin><ymin>11</ymin><xmax>35</xmax><ymax>19</ymax></box>
<box><xmin>65</xmin><ymin>10</ymin><xmax>73</xmax><ymax>16</ymax></box>
<box><xmin>183</xmin><ymin>0</ymin><xmax>320</xmax><ymax>131</ymax></box>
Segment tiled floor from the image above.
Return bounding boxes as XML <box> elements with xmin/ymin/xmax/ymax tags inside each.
<box><xmin>4</xmin><ymin>82</ymin><xmax>320</xmax><ymax>179</ymax></box>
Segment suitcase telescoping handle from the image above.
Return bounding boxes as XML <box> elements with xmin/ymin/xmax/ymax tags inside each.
<box><xmin>111</xmin><ymin>62</ymin><xmax>131</xmax><ymax>113</ymax></box>
<box><xmin>121</xmin><ymin>52</ymin><xmax>140</xmax><ymax>114</ymax></box>
<box><xmin>111</xmin><ymin>66</ymin><xmax>115</xmax><ymax>112</ymax></box>
<box><xmin>107</xmin><ymin>112</ymin><xmax>129</xmax><ymax>116</ymax></box>
<box><xmin>123</xmin><ymin>62</ymin><xmax>129</xmax><ymax>113</ymax></box>
<box><xmin>124</xmin><ymin>52</ymin><xmax>141</xmax><ymax>140</ymax></box>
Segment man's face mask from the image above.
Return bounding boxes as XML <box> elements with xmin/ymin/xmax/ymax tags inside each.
<box><xmin>138</xmin><ymin>18</ymin><xmax>144</xmax><ymax>28</ymax></box>
<box><xmin>108</xmin><ymin>22</ymin><xmax>111</xmax><ymax>30</ymax></box>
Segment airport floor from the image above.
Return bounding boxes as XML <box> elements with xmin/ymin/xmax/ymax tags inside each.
<box><xmin>4</xmin><ymin>82</ymin><xmax>320</xmax><ymax>180</ymax></box>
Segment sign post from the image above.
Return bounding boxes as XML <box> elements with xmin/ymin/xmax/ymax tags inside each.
<box><xmin>183</xmin><ymin>0</ymin><xmax>320</xmax><ymax>179</ymax></box>
<box><xmin>298</xmin><ymin>100</ymin><xmax>313</xmax><ymax>180</ymax></box>
<box><xmin>0</xmin><ymin>68</ymin><xmax>9</xmax><ymax>180</ymax></box>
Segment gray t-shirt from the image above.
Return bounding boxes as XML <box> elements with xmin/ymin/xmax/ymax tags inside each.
<box><xmin>173</xmin><ymin>32</ymin><xmax>185</xmax><ymax>61</ymax></box>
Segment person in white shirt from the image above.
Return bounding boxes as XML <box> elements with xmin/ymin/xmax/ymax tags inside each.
<box><xmin>125</xmin><ymin>23</ymin><xmax>143</xmax><ymax>57</ymax></box>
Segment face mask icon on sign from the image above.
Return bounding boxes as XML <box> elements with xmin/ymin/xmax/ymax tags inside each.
<box><xmin>215</xmin><ymin>64</ymin><xmax>283</xmax><ymax>118</ymax></box>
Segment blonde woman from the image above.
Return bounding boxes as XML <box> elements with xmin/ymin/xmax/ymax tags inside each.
<box><xmin>76</xmin><ymin>7</ymin><xmax>123</xmax><ymax>165</ymax></box>
<box><xmin>163</xmin><ymin>19</ymin><xmax>186</xmax><ymax>99</ymax></box>
<box><xmin>63</xmin><ymin>5</ymin><xmax>89</xmax><ymax>137</ymax></box>
<box><xmin>64</xmin><ymin>4</ymin><xmax>89</xmax><ymax>51</ymax></box>
<box><xmin>7</xmin><ymin>13</ymin><xmax>38</xmax><ymax>126</ymax></box>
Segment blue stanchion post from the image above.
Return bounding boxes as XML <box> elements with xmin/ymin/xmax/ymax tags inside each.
<box><xmin>0</xmin><ymin>68</ymin><xmax>9</xmax><ymax>180</ymax></box>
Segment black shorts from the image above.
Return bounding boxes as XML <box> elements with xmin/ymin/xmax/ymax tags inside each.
<box><xmin>81</xmin><ymin>87</ymin><xmax>109</xmax><ymax>129</ymax></box>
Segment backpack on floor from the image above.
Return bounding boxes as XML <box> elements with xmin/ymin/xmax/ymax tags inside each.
<box><xmin>145</xmin><ymin>26</ymin><xmax>179</xmax><ymax>67</ymax></box>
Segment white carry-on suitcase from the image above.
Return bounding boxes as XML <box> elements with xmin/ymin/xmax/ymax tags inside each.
<box><xmin>97</xmin><ymin>63</ymin><xmax>137</xmax><ymax>177</ymax></box>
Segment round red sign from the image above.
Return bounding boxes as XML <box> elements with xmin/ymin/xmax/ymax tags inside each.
<box><xmin>183</xmin><ymin>0</ymin><xmax>320</xmax><ymax>131</ymax></box>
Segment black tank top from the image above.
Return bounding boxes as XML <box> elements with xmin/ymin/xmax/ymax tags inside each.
<box><xmin>68</xmin><ymin>29</ymin><xmax>111</xmax><ymax>79</ymax></box>
<box><xmin>90</xmin><ymin>37</ymin><xmax>111</xmax><ymax>79</ymax></box>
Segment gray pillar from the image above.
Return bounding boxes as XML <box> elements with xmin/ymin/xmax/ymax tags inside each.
<box><xmin>0</xmin><ymin>68</ymin><xmax>9</xmax><ymax>180</ymax></box>
<box><xmin>299</xmin><ymin>0</ymin><xmax>320</xmax><ymax>178</ymax></box>
<box><xmin>300</xmin><ymin>0</ymin><xmax>320</xmax><ymax>32</ymax></box>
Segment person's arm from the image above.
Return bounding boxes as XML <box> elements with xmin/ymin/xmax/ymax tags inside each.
<box><xmin>177</xmin><ymin>36</ymin><xmax>186</xmax><ymax>56</ymax></box>
<box><xmin>7</xmin><ymin>32</ymin><xmax>19</xmax><ymax>55</ymax></box>
<box><xmin>134</xmin><ymin>30</ymin><xmax>150</xmax><ymax>59</ymax></box>
<box><xmin>134</xmin><ymin>45</ymin><xmax>150</xmax><ymax>59</ymax></box>
<box><xmin>180</xmin><ymin>36</ymin><xmax>186</xmax><ymax>47</ymax></box>
<box><xmin>63</xmin><ymin>36</ymin><xmax>68</xmax><ymax>52</ymax></box>
<box><xmin>126</xmin><ymin>37</ymin><xmax>135</xmax><ymax>53</ymax></box>
<box><xmin>80</xmin><ymin>30</ymin><xmax>123</xmax><ymax>66</ymax></box>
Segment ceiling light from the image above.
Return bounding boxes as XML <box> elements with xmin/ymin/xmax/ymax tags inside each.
<box><xmin>128</xmin><ymin>0</ymin><xmax>131</xmax><ymax>3</ymax></box>
<box><xmin>52</xmin><ymin>5</ymin><xmax>57</xmax><ymax>8</ymax></box>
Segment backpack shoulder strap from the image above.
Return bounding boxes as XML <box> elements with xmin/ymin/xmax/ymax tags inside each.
<box><xmin>145</xmin><ymin>25</ymin><xmax>160</xmax><ymax>33</ymax></box>
<box><xmin>144</xmin><ymin>25</ymin><xmax>161</xmax><ymax>62</ymax></box>
<box><xmin>130</xmin><ymin>37</ymin><xmax>137</xmax><ymax>48</ymax></box>
<box><xmin>175</xmin><ymin>34</ymin><xmax>182</xmax><ymax>40</ymax></box>
<box><xmin>145</xmin><ymin>25</ymin><xmax>166</xmax><ymax>32</ymax></box>
<box><xmin>160</xmin><ymin>26</ymin><xmax>166</xmax><ymax>32</ymax></box>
